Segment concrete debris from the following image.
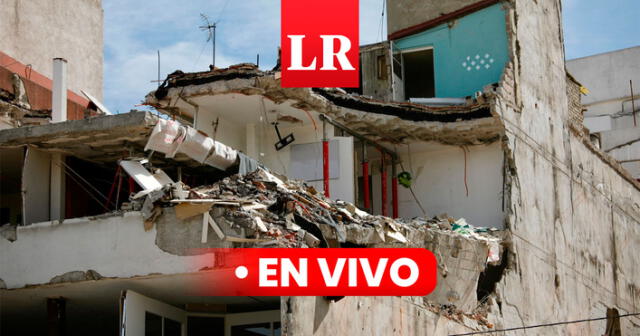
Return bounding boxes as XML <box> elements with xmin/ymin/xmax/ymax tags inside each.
<box><xmin>0</xmin><ymin>224</ymin><xmax>17</xmax><ymax>242</ymax></box>
<box><xmin>425</xmin><ymin>302</ymin><xmax>495</xmax><ymax>330</ymax></box>
<box><xmin>132</xmin><ymin>167</ymin><xmax>501</xmax><ymax>255</ymax></box>
<box><xmin>49</xmin><ymin>270</ymin><xmax>103</xmax><ymax>284</ymax></box>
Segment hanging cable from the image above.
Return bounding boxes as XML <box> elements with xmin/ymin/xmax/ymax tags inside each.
<box><xmin>449</xmin><ymin>312</ymin><xmax>640</xmax><ymax>336</ymax></box>
<box><xmin>398</xmin><ymin>161</ymin><xmax>427</xmax><ymax>217</ymax></box>
<box><xmin>377</xmin><ymin>0</ymin><xmax>386</xmax><ymax>42</ymax></box>
<box><xmin>393</xmin><ymin>144</ymin><xmax>427</xmax><ymax>217</ymax></box>
<box><xmin>461</xmin><ymin>145</ymin><xmax>469</xmax><ymax>197</ymax></box>
<box><xmin>57</xmin><ymin>160</ymin><xmax>110</xmax><ymax>203</ymax></box>
<box><xmin>58</xmin><ymin>165</ymin><xmax>111</xmax><ymax>212</ymax></box>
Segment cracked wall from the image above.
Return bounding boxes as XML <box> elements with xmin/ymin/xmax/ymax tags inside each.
<box><xmin>282</xmin><ymin>296</ymin><xmax>481</xmax><ymax>335</ymax></box>
<box><xmin>0</xmin><ymin>211</ymin><xmax>215</xmax><ymax>289</ymax></box>
<box><xmin>493</xmin><ymin>0</ymin><xmax>640</xmax><ymax>334</ymax></box>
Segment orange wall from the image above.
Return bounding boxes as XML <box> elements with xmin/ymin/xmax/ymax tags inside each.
<box><xmin>0</xmin><ymin>51</ymin><xmax>90</xmax><ymax>120</ymax></box>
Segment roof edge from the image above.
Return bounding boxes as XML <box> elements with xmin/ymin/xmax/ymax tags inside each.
<box><xmin>388</xmin><ymin>0</ymin><xmax>501</xmax><ymax>41</ymax></box>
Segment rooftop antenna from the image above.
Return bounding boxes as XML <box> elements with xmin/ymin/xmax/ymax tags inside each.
<box><xmin>149</xmin><ymin>50</ymin><xmax>162</xmax><ymax>87</ymax></box>
<box><xmin>157</xmin><ymin>50</ymin><xmax>161</xmax><ymax>87</ymax></box>
<box><xmin>199</xmin><ymin>14</ymin><xmax>217</xmax><ymax>69</ymax></box>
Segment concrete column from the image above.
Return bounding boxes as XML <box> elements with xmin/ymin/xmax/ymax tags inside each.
<box><xmin>50</xmin><ymin>58</ymin><xmax>67</xmax><ymax>221</ymax></box>
<box><xmin>52</xmin><ymin>58</ymin><xmax>67</xmax><ymax>123</ymax></box>
<box><xmin>50</xmin><ymin>154</ymin><xmax>65</xmax><ymax>222</ymax></box>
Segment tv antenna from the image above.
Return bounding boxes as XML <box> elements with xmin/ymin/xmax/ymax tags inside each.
<box><xmin>199</xmin><ymin>14</ymin><xmax>218</xmax><ymax>69</ymax></box>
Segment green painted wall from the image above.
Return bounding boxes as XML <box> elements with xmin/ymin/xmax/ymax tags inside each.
<box><xmin>394</xmin><ymin>4</ymin><xmax>509</xmax><ymax>98</ymax></box>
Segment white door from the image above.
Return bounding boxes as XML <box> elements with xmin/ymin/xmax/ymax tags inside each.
<box><xmin>120</xmin><ymin>290</ymin><xmax>187</xmax><ymax>336</ymax></box>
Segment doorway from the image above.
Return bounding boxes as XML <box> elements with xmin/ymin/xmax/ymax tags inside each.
<box><xmin>402</xmin><ymin>48</ymin><xmax>435</xmax><ymax>100</ymax></box>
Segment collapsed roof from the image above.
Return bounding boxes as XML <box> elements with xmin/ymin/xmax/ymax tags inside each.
<box><xmin>145</xmin><ymin>64</ymin><xmax>504</xmax><ymax>146</ymax></box>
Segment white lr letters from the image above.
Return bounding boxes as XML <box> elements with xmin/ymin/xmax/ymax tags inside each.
<box><xmin>287</xmin><ymin>35</ymin><xmax>355</xmax><ymax>71</ymax></box>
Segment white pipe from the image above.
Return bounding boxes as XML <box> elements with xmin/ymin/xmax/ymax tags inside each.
<box><xmin>52</xmin><ymin>58</ymin><xmax>67</xmax><ymax>122</ymax></box>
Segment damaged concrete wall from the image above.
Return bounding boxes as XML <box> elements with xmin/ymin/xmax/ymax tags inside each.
<box><xmin>0</xmin><ymin>210</ymin><xmax>224</xmax><ymax>289</ymax></box>
<box><xmin>492</xmin><ymin>0</ymin><xmax>640</xmax><ymax>333</ymax></box>
<box><xmin>282</xmin><ymin>296</ymin><xmax>480</xmax><ymax>336</ymax></box>
<box><xmin>360</xmin><ymin>43</ymin><xmax>393</xmax><ymax>101</ymax></box>
<box><xmin>0</xmin><ymin>0</ymin><xmax>103</xmax><ymax>99</ymax></box>
<box><xmin>283</xmin><ymin>223</ymin><xmax>497</xmax><ymax>334</ymax></box>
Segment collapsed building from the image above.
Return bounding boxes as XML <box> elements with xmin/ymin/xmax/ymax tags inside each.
<box><xmin>1</xmin><ymin>0</ymin><xmax>639</xmax><ymax>335</ymax></box>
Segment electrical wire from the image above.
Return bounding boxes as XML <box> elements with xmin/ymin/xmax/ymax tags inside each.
<box><xmin>57</xmin><ymin>160</ymin><xmax>110</xmax><ymax>203</ymax></box>
<box><xmin>215</xmin><ymin>0</ymin><xmax>231</xmax><ymax>22</ymax></box>
<box><xmin>398</xmin><ymin>160</ymin><xmax>427</xmax><ymax>217</ymax></box>
<box><xmin>377</xmin><ymin>0</ymin><xmax>386</xmax><ymax>42</ymax></box>
<box><xmin>390</xmin><ymin>144</ymin><xmax>427</xmax><ymax>216</ymax></box>
<box><xmin>260</xmin><ymin>97</ymin><xmax>287</xmax><ymax>173</ymax></box>
<box><xmin>449</xmin><ymin>312</ymin><xmax>640</xmax><ymax>335</ymax></box>
<box><xmin>58</xmin><ymin>164</ymin><xmax>111</xmax><ymax>212</ymax></box>
<box><xmin>406</xmin><ymin>143</ymin><xmax>415</xmax><ymax>175</ymax></box>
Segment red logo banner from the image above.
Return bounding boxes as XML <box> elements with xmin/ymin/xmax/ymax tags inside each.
<box><xmin>192</xmin><ymin>248</ymin><xmax>438</xmax><ymax>296</ymax></box>
<box><xmin>280</xmin><ymin>0</ymin><xmax>360</xmax><ymax>88</ymax></box>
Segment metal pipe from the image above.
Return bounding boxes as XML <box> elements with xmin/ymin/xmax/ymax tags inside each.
<box><xmin>52</xmin><ymin>58</ymin><xmax>67</xmax><ymax>122</ymax></box>
<box><xmin>392</xmin><ymin>159</ymin><xmax>398</xmax><ymax>218</ymax></box>
<box><xmin>323</xmin><ymin>119</ymin><xmax>330</xmax><ymax>198</ymax></box>
<box><xmin>362</xmin><ymin>143</ymin><xmax>370</xmax><ymax>210</ymax></box>
<box><xmin>381</xmin><ymin>152</ymin><xmax>388</xmax><ymax>217</ymax></box>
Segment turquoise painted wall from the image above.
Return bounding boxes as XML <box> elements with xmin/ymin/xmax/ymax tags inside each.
<box><xmin>394</xmin><ymin>4</ymin><xmax>509</xmax><ymax>98</ymax></box>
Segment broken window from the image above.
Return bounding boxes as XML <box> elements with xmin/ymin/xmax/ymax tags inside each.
<box><xmin>402</xmin><ymin>48</ymin><xmax>435</xmax><ymax>100</ymax></box>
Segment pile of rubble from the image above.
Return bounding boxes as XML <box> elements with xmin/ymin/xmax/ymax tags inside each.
<box><xmin>135</xmin><ymin>167</ymin><xmax>501</xmax><ymax>259</ymax></box>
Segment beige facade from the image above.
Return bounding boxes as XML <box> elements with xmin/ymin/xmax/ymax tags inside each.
<box><xmin>0</xmin><ymin>0</ymin><xmax>103</xmax><ymax>99</ymax></box>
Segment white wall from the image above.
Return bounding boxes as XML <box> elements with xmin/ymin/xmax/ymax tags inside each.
<box><xmin>566</xmin><ymin>46</ymin><xmax>640</xmax><ymax>108</ymax></box>
<box><xmin>195</xmin><ymin>112</ymin><xmax>246</xmax><ymax>153</ymax></box>
<box><xmin>584</xmin><ymin>115</ymin><xmax>612</xmax><ymax>133</ymax></box>
<box><xmin>22</xmin><ymin>147</ymin><xmax>51</xmax><ymax>225</ymax></box>
<box><xmin>370</xmin><ymin>142</ymin><xmax>504</xmax><ymax>228</ymax></box>
<box><xmin>0</xmin><ymin>212</ymin><xmax>209</xmax><ymax>289</ymax></box>
<box><xmin>199</xmin><ymin>110</ymin><xmax>357</xmax><ymax>204</ymax></box>
<box><xmin>258</xmin><ymin>121</ymin><xmax>355</xmax><ymax>203</ymax></box>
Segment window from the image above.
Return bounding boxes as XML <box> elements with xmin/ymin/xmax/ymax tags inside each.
<box><xmin>231</xmin><ymin>322</ymin><xmax>280</xmax><ymax>336</ymax></box>
<box><xmin>402</xmin><ymin>48</ymin><xmax>435</xmax><ymax>100</ymax></box>
<box><xmin>187</xmin><ymin>316</ymin><xmax>224</xmax><ymax>336</ymax></box>
<box><xmin>145</xmin><ymin>311</ymin><xmax>182</xmax><ymax>336</ymax></box>
<box><xmin>145</xmin><ymin>312</ymin><xmax>162</xmax><ymax>336</ymax></box>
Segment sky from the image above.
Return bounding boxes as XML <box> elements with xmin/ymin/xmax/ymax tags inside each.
<box><xmin>103</xmin><ymin>0</ymin><xmax>640</xmax><ymax>114</ymax></box>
